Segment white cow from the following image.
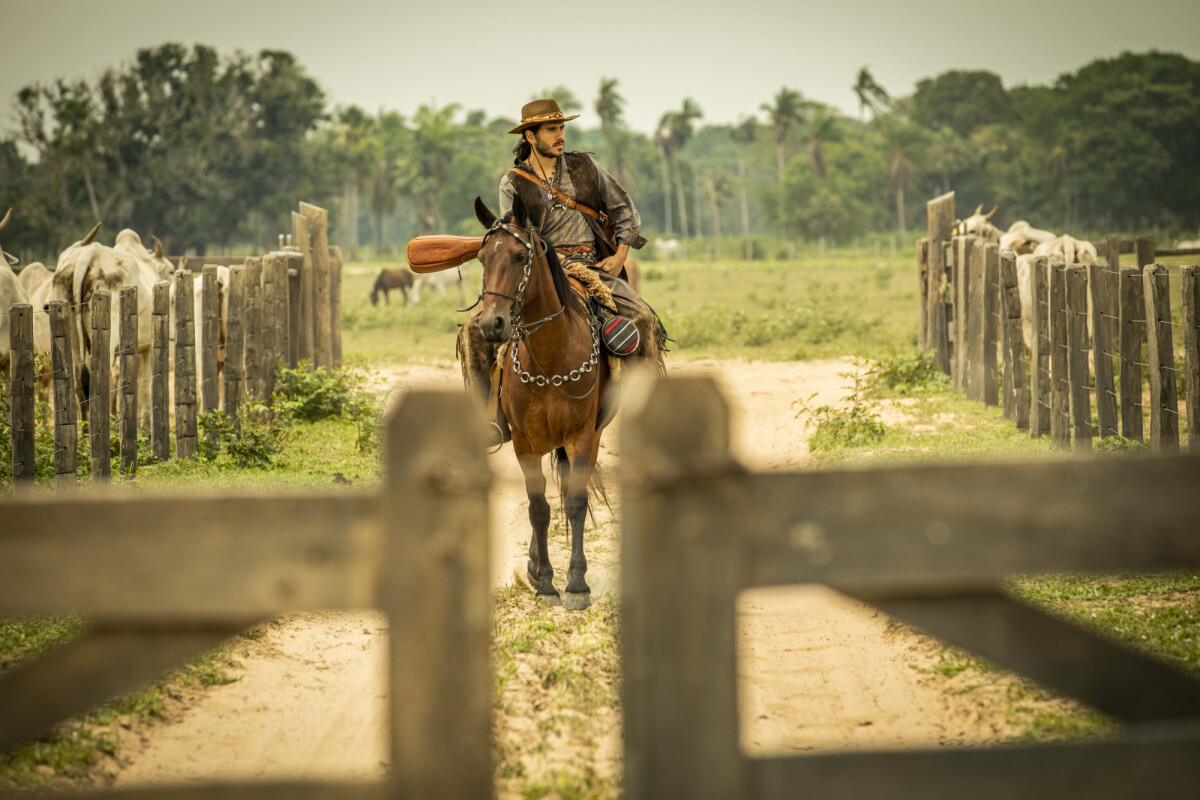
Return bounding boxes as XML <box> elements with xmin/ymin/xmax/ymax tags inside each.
<box><xmin>654</xmin><ymin>237</ymin><xmax>682</xmax><ymax>261</ymax></box>
<box><xmin>1000</xmin><ymin>220</ymin><xmax>1056</xmax><ymax>254</ymax></box>
<box><xmin>410</xmin><ymin>261</ymin><xmax>472</xmax><ymax>307</ymax></box>
<box><xmin>1176</xmin><ymin>239</ymin><xmax>1200</xmax><ymax>250</ymax></box>
<box><xmin>954</xmin><ymin>205</ymin><xmax>1001</xmax><ymax>242</ymax></box>
<box><xmin>1014</xmin><ymin>234</ymin><xmax>1099</xmax><ymax>351</ymax></box>
<box><xmin>0</xmin><ymin>210</ymin><xmax>30</xmax><ymax>375</ymax></box>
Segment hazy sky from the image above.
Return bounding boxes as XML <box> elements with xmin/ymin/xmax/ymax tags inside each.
<box><xmin>4</xmin><ymin>0</ymin><xmax>1199</xmax><ymax>135</ymax></box>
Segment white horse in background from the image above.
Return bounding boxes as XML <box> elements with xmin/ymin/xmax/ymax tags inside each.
<box><xmin>410</xmin><ymin>261</ymin><xmax>473</xmax><ymax>307</ymax></box>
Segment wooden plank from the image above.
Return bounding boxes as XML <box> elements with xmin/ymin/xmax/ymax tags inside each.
<box><xmin>200</xmin><ymin>265</ymin><xmax>219</xmax><ymax>421</ymax></box>
<box><xmin>301</xmin><ymin>202</ymin><xmax>332</xmax><ymax>369</ymax></box>
<box><xmin>0</xmin><ymin>626</ymin><xmax>238</xmax><ymax>753</ymax></box>
<box><xmin>953</xmin><ymin>236</ymin><xmax>970</xmax><ymax>393</ymax></box>
<box><xmin>1029</xmin><ymin>256</ymin><xmax>1051</xmax><ymax>436</ymax></box>
<box><xmin>1090</xmin><ymin>262</ymin><xmax>1119</xmax><ymax>440</ymax></box>
<box><xmin>261</xmin><ymin>255</ymin><xmax>276</xmax><ymax>400</ymax></box>
<box><xmin>49</xmin><ymin>300</ymin><xmax>77</xmax><ymax>488</ymax></box>
<box><xmin>872</xmin><ymin>591</ymin><xmax>1200</xmax><ymax>723</ymax></box>
<box><xmin>287</xmin><ymin>253</ymin><xmax>302</xmax><ymax>368</ymax></box>
<box><xmin>1065</xmin><ymin>266</ymin><xmax>1092</xmax><ymax>453</ymax></box>
<box><xmin>151</xmin><ymin>282</ymin><xmax>170</xmax><ymax>461</ymax></box>
<box><xmin>0</xmin><ymin>493</ymin><xmax>381</xmax><ymax>618</ymax></box>
<box><xmin>752</xmin><ymin>726</ymin><xmax>1200</xmax><ymax>800</ymax></box>
<box><xmin>740</xmin><ymin>458</ymin><xmax>1200</xmax><ymax>594</ymax></box>
<box><xmin>917</xmin><ymin>239</ymin><xmax>929</xmax><ymax>351</ymax></box>
<box><xmin>1182</xmin><ymin>265</ymin><xmax>1200</xmax><ymax>454</ymax></box>
<box><xmin>1143</xmin><ymin>263</ymin><xmax>1179</xmax><ymax>453</ymax></box>
<box><xmin>273</xmin><ymin>254</ymin><xmax>290</xmax><ymax>379</ymax></box>
<box><xmin>329</xmin><ymin>245</ymin><xmax>343</xmax><ymax>366</ymax></box>
<box><xmin>983</xmin><ymin>243</ymin><xmax>1000</xmax><ymax>405</ymax></box>
<box><xmin>1136</xmin><ymin>237</ymin><xmax>1156</xmax><ymax>268</ymax></box>
<box><xmin>1001</xmin><ymin>257</ymin><xmax>1014</xmax><ymax>420</ymax></box>
<box><xmin>1000</xmin><ymin>251</ymin><xmax>1029</xmax><ymax>429</ymax></box>
<box><xmin>384</xmin><ymin>392</ymin><xmax>493</xmax><ymax>799</ymax></box>
<box><xmin>1119</xmin><ymin>266</ymin><xmax>1145</xmax><ymax>443</ymax></box>
<box><xmin>119</xmin><ymin>286</ymin><xmax>139</xmax><ymax>475</ymax></box>
<box><xmin>90</xmin><ymin>290</ymin><xmax>113</xmax><ymax>479</ymax></box>
<box><xmin>1048</xmin><ymin>263</ymin><xmax>1070</xmax><ymax>449</ymax></box>
<box><xmin>293</xmin><ymin>211</ymin><xmax>315</xmax><ymax>365</ymax></box>
<box><xmin>9</xmin><ymin>304</ymin><xmax>35</xmax><ymax>485</ymax></box>
<box><xmin>20</xmin><ymin>783</ymin><xmax>385</xmax><ymax>800</ymax></box>
<box><xmin>926</xmin><ymin>193</ymin><xmax>954</xmax><ymax>374</ymax></box>
<box><xmin>964</xmin><ymin>237</ymin><xmax>985</xmax><ymax>399</ymax></box>
<box><xmin>621</xmin><ymin>377</ymin><xmax>746</xmax><ymax>800</ymax></box>
<box><xmin>173</xmin><ymin>271</ymin><xmax>198</xmax><ymax>460</ymax></box>
<box><xmin>224</xmin><ymin>266</ymin><xmax>245</xmax><ymax>430</ymax></box>
<box><xmin>244</xmin><ymin>258</ymin><xmax>262</xmax><ymax>402</ymax></box>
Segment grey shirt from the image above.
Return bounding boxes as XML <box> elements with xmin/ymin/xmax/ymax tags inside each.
<box><xmin>499</xmin><ymin>154</ymin><xmax>641</xmax><ymax>250</ymax></box>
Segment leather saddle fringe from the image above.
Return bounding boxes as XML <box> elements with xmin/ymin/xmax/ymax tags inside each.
<box><xmin>561</xmin><ymin>263</ymin><xmax>617</xmax><ymax>314</ymax></box>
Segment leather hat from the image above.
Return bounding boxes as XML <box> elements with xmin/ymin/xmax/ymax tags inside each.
<box><xmin>507</xmin><ymin>98</ymin><xmax>580</xmax><ymax>135</ymax></box>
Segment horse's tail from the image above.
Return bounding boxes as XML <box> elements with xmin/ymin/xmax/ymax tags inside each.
<box><xmin>550</xmin><ymin>447</ymin><xmax>611</xmax><ymax>528</ymax></box>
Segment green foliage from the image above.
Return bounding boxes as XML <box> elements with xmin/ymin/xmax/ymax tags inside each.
<box><xmin>865</xmin><ymin>349</ymin><xmax>950</xmax><ymax>397</ymax></box>
<box><xmin>273</xmin><ymin>362</ymin><xmax>364</xmax><ymax>422</ymax></box>
<box><xmin>794</xmin><ymin>358</ymin><xmax>887</xmax><ymax>451</ymax></box>
<box><xmin>1094</xmin><ymin>435</ymin><xmax>1146</xmax><ymax>455</ymax></box>
<box><xmin>198</xmin><ymin>401</ymin><xmax>288</xmax><ymax>469</ymax></box>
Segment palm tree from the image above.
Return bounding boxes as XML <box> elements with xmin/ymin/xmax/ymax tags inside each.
<box><xmin>877</xmin><ymin>118</ymin><xmax>926</xmax><ymax>235</ymax></box>
<box><xmin>398</xmin><ymin>103</ymin><xmax>460</xmax><ymax>235</ymax></box>
<box><xmin>333</xmin><ymin>105</ymin><xmax>376</xmax><ymax>260</ymax></box>
<box><xmin>852</xmin><ymin>67</ymin><xmax>891</xmax><ymax>122</ymax></box>
<box><xmin>364</xmin><ymin>111</ymin><xmax>408</xmax><ymax>255</ymax></box>
<box><xmin>595</xmin><ymin>78</ymin><xmax>638</xmax><ymax>196</ymax></box>
<box><xmin>731</xmin><ymin>116</ymin><xmax>756</xmax><ymax>239</ymax></box>
<box><xmin>704</xmin><ymin>170</ymin><xmax>737</xmax><ymax>240</ymax></box>
<box><xmin>653</xmin><ymin>123</ymin><xmax>673</xmax><ymax>236</ymax></box>
<box><xmin>661</xmin><ymin>99</ymin><xmax>703</xmax><ymax>248</ymax></box>
<box><xmin>761</xmin><ymin>88</ymin><xmax>808</xmax><ymax>236</ymax></box>
<box><xmin>804</xmin><ymin>109</ymin><xmax>841</xmax><ymax>179</ymax></box>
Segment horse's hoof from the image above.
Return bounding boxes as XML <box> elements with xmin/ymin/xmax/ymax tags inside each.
<box><xmin>564</xmin><ymin>592</ymin><xmax>591</xmax><ymax>611</ymax></box>
<box><xmin>537</xmin><ymin>592</ymin><xmax>562</xmax><ymax>606</ymax></box>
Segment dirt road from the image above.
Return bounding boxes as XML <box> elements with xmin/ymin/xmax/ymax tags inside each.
<box><xmin>112</xmin><ymin>358</ymin><xmax>1054</xmax><ymax>788</ymax></box>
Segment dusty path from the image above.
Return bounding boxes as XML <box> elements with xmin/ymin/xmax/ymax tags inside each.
<box><xmin>114</xmin><ymin>357</ymin><xmax>1036</xmax><ymax>788</ymax></box>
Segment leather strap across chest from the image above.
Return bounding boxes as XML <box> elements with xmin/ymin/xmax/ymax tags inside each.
<box><xmin>508</xmin><ymin>168</ymin><xmax>609</xmax><ymax>225</ymax></box>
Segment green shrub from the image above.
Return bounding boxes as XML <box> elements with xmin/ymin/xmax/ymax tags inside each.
<box><xmin>794</xmin><ymin>357</ymin><xmax>887</xmax><ymax>451</ymax></box>
<box><xmin>1095</xmin><ymin>435</ymin><xmax>1146</xmax><ymax>455</ymax></box>
<box><xmin>866</xmin><ymin>349</ymin><xmax>950</xmax><ymax>397</ymax></box>
<box><xmin>198</xmin><ymin>400</ymin><xmax>288</xmax><ymax>469</ymax></box>
<box><xmin>273</xmin><ymin>362</ymin><xmax>364</xmax><ymax>422</ymax></box>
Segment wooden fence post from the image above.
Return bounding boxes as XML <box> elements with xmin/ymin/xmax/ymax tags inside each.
<box><xmin>286</xmin><ymin>252</ymin><xmax>302</xmax><ymax>368</ymax></box>
<box><xmin>151</xmin><ymin>282</ymin><xmax>170</xmax><ymax>462</ymax></box>
<box><xmin>260</xmin><ymin>256</ymin><xmax>276</xmax><ymax>400</ymax></box>
<box><xmin>329</xmin><ymin>244</ymin><xmax>343</xmax><ymax>366</ymax></box>
<box><xmin>90</xmin><ymin>290</ymin><xmax>112</xmax><ymax>481</ymax></box>
<box><xmin>1000</xmin><ymin>251</ymin><xmax>1029</xmax><ymax>429</ymax></box>
<box><xmin>1030</xmin><ymin>256</ymin><xmax>1051</xmax><ymax>436</ymax></box>
<box><xmin>926</xmin><ymin>192</ymin><xmax>954</xmax><ymax>374</ymax></box>
<box><xmin>384</xmin><ymin>391</ymin><xmax>492</xmax><ymax>798</ymax></box>
<box><xmin>1182</xmin><ymin>265</ymin><xmax>1200</xmax><ymax>454</ymax></box>
<box><xmin>301</xmin><ymin>202</ymin><xmax>332</xmax><ymax>369</ymax></box>
<box><xmin>1143</xmin><ymin>263</ymin><xmax>1179</xmax><ymax>453</ymax></box>
<box><xmin>119</xmin><ymin>286</ymin><xmax>138</xmax><ymax>475</ymax></box>
<box><xmin>1119</xmin><ymin>266</ymin><xmax>1145</xmax><ymax>443</ymax></box>
<box><xmin>244</xmin><ymin>258</ymin><xmax>262</xmax><ymax>402</ymax></box>
<box><xmin>273</xmin><ymin>255</ymin><xmax>290</xmax><ymax>378</ymax></box>
<box><xmin>1066</xmin><ymin>266</ymin><xmax>1092</xmax><ymax>453</ymax></box>
<box><xmin>983</xmin><ymin>242</ymin><xmax>1000</xmax><ymax>405</ymax></box>
<box><xmin>173</xmin><ymin>272</ymin><xmax>197</xmax><ymax>460</ymax></box>
<box><xmin>621</xmin><ymin>376</ymin><xmax>745</xmax><ymax>800</ymax></box>
<box><xmin>953</xmin><ymin>235</ymin><xmax>970</xmax><ymax>392</ymax></box>
<box><xmin>1106</xmin><ymin>235</ymin><xmax>1122</xmax><ymax>273</ymax></box>
<box><xmin>1049</xmin><ymin>262</ymin><xmax>1070</xmax><ymax>449</ymax></box>
<box><xmin>200</xmin><ymin>266</ymin><xmax>219</xmax><ymax>431</ymax></box>
<box><xmin>49</xmin><ymin>300</ymin><xmax>77</xmax><ymax>488</ymax></box>
<box><xmin>917</xmin><ymin>238</ymin><xmax>929</xmax><ymax>351</ymax></box>
<box><xmin>293</xmin><ymin>210</ymin><xmax>315</xmax><ymax>365</ymax></box>
<box><xmin>10</xmin><ymin>304</ymin><xmax>35</xmax><ymax>486</ymax></box>
<box><xmin>1090</xmin><ymin>262</ymin><xmax>1119</xmax><ymax>440</ymax></box>
<box><xmin>1136</xmin><ymin>237</ymin><xmax>1156</xmax><ymax>268</ymax></box>
<box><xmin>225</xmin><ymin>266</ymin><xmax>245</xmax><ymax>431</ymax></box>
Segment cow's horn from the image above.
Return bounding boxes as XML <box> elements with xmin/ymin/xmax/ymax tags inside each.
<box><xmin>152</xmin><ymin>235</ymin><xmax>164</xmax><ymax>258</ymax></box>
<box><xmin>973</xmin><ymin>204</ymin><xmax>983</xmax><ymax>216</ymax></box>
<box><xmin>0</xmin><ymin>208</ymin><xmax>11</xmax><ymax>236</ymax></box>
<box><xmin>984</xmin><ymin>205</ymin><xmax>998</xmax><ymax>221</ymax></box>
<box><xmin>81</xmin><ymin>221</ymin><xmax>102</xmax><ymax>245</ymax></box>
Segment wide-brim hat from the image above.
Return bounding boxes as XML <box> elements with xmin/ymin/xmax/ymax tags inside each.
<box><xmin>507</xmin><ymin>98</ymin><xmax>580</xmax><ymax>135</ymax></box>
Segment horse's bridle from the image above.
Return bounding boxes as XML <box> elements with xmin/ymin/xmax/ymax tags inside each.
<box><xmin>470</xmin><ymin>219</ymin><xmax>600</xmax><ymax>398</ymax></box>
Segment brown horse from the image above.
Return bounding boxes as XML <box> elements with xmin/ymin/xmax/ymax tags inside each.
<box><xmin>472</xmin><ymin>195</ymin><xmax>613</xmax><ymax>610</ymax></box>
<box><xmin>370</xmin><ymin>267</ymin><xmax>414</xmax><ymax>306</ymax></box>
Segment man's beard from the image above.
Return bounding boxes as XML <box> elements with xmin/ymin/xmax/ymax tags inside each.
<box><xmin>534</xmin><ymin>139</ymin><xmax>561</xmax><ymax>159</ymax></box>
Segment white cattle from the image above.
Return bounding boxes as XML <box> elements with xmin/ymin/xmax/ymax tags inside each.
<box><xmin>654</xmin><ymin>237</ymin><xmax>682</xmax><ymax>260</ymax></box>
<box><xmin>1000</xmin><ymin>221</ymin><xmax>1056</xmax><ymax>254</ymax></box>
<box><xmin>1014</xmin><ymin>234</ymin><xmax>1099</xmax><ymax>351</ymax></box>
<box><xmin>0</xmin><ymin>210</ymin><xmax>30</xmax><ymax>374</ymax></box>
<box><xmin>954</xmin><ymin>205</ymin><xmax>1001</xmax><ymax>242</ymax></box>
<box><xmin>21</xmin><ymin>263</ymin><xmax>57</xmax><ymax>389</ymax></box>
<box><xmin>1176</xmin><ymin>239</ymin><xmax>1200</xmax><ymax>250</ymax></box>
<box><xmin>411</xmin><ymin>261</ymin><xmax>472</xmax><ymax>307</ymax></box>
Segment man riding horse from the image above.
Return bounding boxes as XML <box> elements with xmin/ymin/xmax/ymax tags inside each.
<box><xmin>459</xmin><ymin>98</ymin><xmax>666</xmax><ymax>446</ymax></box>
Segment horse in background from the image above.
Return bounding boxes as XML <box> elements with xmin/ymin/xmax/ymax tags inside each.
<box><xmin>370</xmin><ymin>267</ymin><xmax>414</xmax><ymax>306</ymax></box>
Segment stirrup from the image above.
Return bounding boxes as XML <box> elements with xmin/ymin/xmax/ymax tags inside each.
<box><xmin>485</xmin><ymin>420</ymin><xmax>506</xmax><ymax>454</ymax></box>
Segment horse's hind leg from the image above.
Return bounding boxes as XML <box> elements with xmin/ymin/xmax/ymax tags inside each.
<box><xmin>563</xmin><ymin>442</ymin><xmax>598</xmax><ymax>611</ymax></box>
<box><xmin>517</xmin><ymin>449</ymin><xmax>559</xmax><ymax>603</ymax></box>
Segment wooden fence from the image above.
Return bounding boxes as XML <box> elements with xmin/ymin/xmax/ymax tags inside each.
<box><xmin>620</xmin><ymin>375</ymin><xmax>1200</xmax><ymax>800</ymax></box>
<box><xmin>0</xmin><ymin>390</ymin><xmax>493</xmax><ymax>800</ymax></box>
<box><xmin>918</xmin><ymin>191</ymin><xmax>1200</xmax><ymax>453</ymax></box>
<box><xmin>4</xmin><ymin>202</ymin><xmax>346</xmax><ymax>486</ymax></box>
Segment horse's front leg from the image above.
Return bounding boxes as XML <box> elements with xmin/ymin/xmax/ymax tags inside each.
<box><xmin>517</xmin><ymin>448</ymin><xmax>559</xmax><ymax>603</ymax></box>
<box><xmin>563</xmin><ymin>437</ymin><xmax>600</xmax><ymax>611</ymax></box>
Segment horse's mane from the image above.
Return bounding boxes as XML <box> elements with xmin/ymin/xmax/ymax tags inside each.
<box><xmin>499</xmin><ymin>212</ymin><xmax>582</xmax><ymax>315</ymax></box>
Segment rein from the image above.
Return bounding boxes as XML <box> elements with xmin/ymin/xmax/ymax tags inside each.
<box><xmin>476</xmin><ymin>219</ymin><xmax>600</xmax><ymax>399</ymax></box>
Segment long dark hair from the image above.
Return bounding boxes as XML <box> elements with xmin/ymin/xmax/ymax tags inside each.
<box><xmin>512</xmin><ymin>127</ymin><xmax>535</xmax><ymax>164</ymax></box>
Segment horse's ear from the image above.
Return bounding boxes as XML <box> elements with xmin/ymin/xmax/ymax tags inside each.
<box><xmin>511</xmin><ymin>192</ymin><xmax>529</xmax><ymax>228</ymax></box>
<box><xmin>474</xmin><ymin>197</ymin><xmax>497</xmax><ymax>229</ymax></box>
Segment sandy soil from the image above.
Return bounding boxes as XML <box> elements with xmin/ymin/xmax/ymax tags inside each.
<box><xmin>110</xmin><ymin>357</ymin><xmax>1067</xmax><ymax>788</ymax></box>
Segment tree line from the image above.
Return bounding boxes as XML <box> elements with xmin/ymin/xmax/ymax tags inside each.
<box><xmin>3</xmin><ymin>45</ymin><xmax>1198</xmax><ymax>261</ymax></box>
